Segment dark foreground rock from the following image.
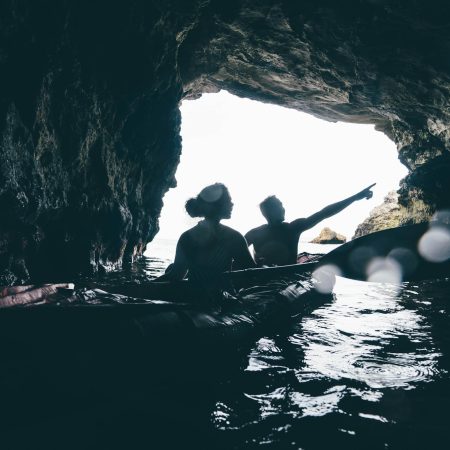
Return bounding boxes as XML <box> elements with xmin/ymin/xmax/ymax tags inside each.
<box><xmin>310</xmin><ymin>227</ymin><xmax>346</xmax><ymax>244</ymax></box>
<box><xmin>2</xmin><ymin>1</ymin><xmax>450</xmax><ymax>281</ymax></box>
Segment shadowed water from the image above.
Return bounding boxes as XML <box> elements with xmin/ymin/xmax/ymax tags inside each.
<box><xmin>74</xmin><ymin>241</ymin><xmax>450</xmax><ymax>450</ymax></box>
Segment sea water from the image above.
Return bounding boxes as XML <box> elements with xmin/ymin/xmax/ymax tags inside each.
<box><xmin>138</xmin><ymin>238</ymin><xmax>450</xmax><ymax>449</ymax></box>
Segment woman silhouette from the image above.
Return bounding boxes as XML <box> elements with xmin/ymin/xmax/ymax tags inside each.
<box><xmin>156</xmin><ymin>183</ymin><xmax>256</xmax><ymax>287</ymax></box>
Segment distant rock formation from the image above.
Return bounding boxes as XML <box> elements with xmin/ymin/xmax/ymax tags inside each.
<box><xmin>353</xmin><ymin>191</ymin><xmax>407</xmax><ymax>239</ymax></box>
<box><xmin>310</xmin><ymin>227</ymin><xmax>346</xmax><ymax>244</ymax></box>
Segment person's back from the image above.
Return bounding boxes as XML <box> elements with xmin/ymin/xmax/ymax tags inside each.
<box><xmin>178</xmin><ymin>220</ymin><xmax>253</xmax><ymax>284</ymax></box>
<box><xmin>246</xmin><ymin>185</ymin><xmax>375</xmax><ymax>267</ymax></box>
<box><xmin>156</xmin><ymin>183</ymin><xmax>256</xmax><ymax>292</ymax></box>
<box><xmin>245</xmin><ymin>222</ymin><xmax>300</xmax><ymax>266</ymax></box>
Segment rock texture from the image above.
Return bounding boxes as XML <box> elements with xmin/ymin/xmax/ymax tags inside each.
<box><xmin>2</xmin><ymin>0</ymin><xmax>450</xmax><ymax>281</ymax></box>
<box><xmin>0</xmin><ymin>1</ymin><xmax>190</xmax><ymax>283</ymax></box>
<box><xmin>310</xmin><ymin>227</ymin><xmax>346</xmax><ymax>244</ymax></box>
<box><xmin>353</xmin><ymin>191</ymin><xmax>408</xmax><ymax>239</ymax></box>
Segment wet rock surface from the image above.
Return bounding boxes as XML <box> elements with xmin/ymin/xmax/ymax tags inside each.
<box><xmin>0</xmin><ymin>0</ymin><xmax>188</xmax><ymax>282</ymax></box>
<box><xmin>2</xmin><ymin>0</ymin><xmax>450</xmax><ymax>281</ymax></box>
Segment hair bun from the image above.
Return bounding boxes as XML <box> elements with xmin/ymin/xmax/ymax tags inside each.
<box><xmin>185</xmin><ymin>183</ymin><xmax>232</xmax><ymax>219</ymax></box>
<box><xmin>185</xmin><ymin>198</ymin><xmax>201</xmax><ymax>217</ymax></box>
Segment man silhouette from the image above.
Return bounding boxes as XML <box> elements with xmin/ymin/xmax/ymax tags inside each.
<box><xmin>245</xmin><ymin>184</ymin><xmax>375</xmax><ymax>266</ymax></box>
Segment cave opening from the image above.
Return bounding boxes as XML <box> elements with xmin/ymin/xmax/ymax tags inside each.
<box><xmin>145</xmin><ymin>90</ymin><xmax>407</xmax><ymax>259</ymax></box>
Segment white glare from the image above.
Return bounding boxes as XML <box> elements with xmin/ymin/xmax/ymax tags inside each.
<box><xmin>153</xmin><ymin>90</ymin><xmax>407</xmax><ymax>242</ymax></box>
<box><xmin>366</xmin><ymin>257</ymin><xmax>403</xmax><ymax>284</ymax></box>
<box><xmin>430</xmin><ymin>209</ymin><xmax>450</xmax><ymax>227</ymax></box>
<box><xmin>312</xmin><ymin>264</ymin><xmax>341</xmax><ymax>294</ymax></box>
<box><xmin>200</xmin><ymin>184</ymin><xmax>224</xmax><ymax>202</ymax></box>
<box><xmin>418</xmin><ymin>227</ymin><xmax>450</xmax><ymax>263</ymax></box>
<box><xmin>349</xmin><ymin>246</ymin><xmax>377</xmax><ymax>276</ymax></box>
<box><xmin>387</xmin><ymin>247</ymin><xmax>418</xmax><ymax>277</ymax></box>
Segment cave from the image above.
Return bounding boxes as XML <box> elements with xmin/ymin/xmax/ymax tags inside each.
<box><xmin>2</xmin><ymin>0</ymin><xmax>450</xmax><ymax>283</ymax></box>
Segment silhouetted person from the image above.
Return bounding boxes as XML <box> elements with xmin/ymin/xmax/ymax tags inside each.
<box><xmin>245</xmin><ymin>184</ymin><xmax>376</xmax><ymax>266</ymax></box>
<box><xmin>156</xmin><ymin>183</ymin><xmax>256</xmax><ymax>287</ymax></box>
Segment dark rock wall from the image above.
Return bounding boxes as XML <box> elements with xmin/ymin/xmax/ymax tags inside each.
<box><xmin>2</xmin><ymin>0</ymin><xmax>450</xmax><ymax>281</ymax></box>
<box><xmin>0</xmin><ymin>0</ymin><xmax>200</xmax><ymax>282</ymax></box>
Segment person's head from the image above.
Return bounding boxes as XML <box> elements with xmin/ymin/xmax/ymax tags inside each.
<box><xmin>185</xmin><ymin>183</ymin><xmax>233</xmax><ymax>220</ymax></box>
<box><xmin>259</xmin><ymin>196</ymin><xmax>285</xmax><ymax>224</ymax></box>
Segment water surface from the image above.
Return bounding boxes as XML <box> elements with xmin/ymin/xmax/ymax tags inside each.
<box><xmin>125</xmin><ymin>240</ymin><xmax>450</xmax><ymax>449</ymax></box>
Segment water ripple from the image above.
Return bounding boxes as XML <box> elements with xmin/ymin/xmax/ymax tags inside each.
<box><xmin>286</xmin><ymin>277</ymin><xmax>443</xmax><ymax>389</ymax></box>
<box><xmin>209</xmin><ymin>275</ymin><xmax>450</xmax><ymax>448</ymax></box>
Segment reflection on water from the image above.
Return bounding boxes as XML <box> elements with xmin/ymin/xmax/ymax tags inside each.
<box><xmin>296</xmin><ymin>277</ymin><xmax>440</xmax><ymax>388</ymax></box>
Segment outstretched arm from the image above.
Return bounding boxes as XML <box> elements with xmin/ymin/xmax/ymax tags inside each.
<box><xmin>292</xmin><ymin>183</ymin><xmax>376</xmax><ymax>232</ymax></box>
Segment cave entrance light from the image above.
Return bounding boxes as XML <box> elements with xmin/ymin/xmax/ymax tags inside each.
<box><xmin>146</xmin><ymin>90</ymin><xmax>408</xmax><ymax>257</ymax></box>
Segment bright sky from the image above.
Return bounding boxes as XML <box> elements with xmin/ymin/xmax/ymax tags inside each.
<box><xmin>152</xmin><ymin>90</ymin><xmax>408</xmax><ymax>243</ymax></box>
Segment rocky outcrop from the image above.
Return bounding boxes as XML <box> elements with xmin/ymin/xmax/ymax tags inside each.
<box><xmin>0</xmin><ymin>1</ymin><xmax>189</xmax><ymax>283</ymax></box>
<box><xmin>2</xmin><ymin>0</ymin><xmax>450</xmax><ymax>281</ymax></box>
<box><xmin>353</xmin><ymin>191</ymin><xmax>408</xmax><ymax>239</ymax></box>
<box><xmin>310</xmin><ymin>227</ymin><xmax>346</xmax><ymax>244</ymax></box>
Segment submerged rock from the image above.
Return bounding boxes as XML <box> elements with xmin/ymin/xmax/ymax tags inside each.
<box><xmin>310</xmin><ymin>227</ymin><xmax>346</xmax><ymax>244</ymax></box>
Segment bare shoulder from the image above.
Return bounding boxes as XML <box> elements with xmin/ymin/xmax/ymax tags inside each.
<box><xmin>221</xmin><ymin>225</ymin><xmax>248</xmax><ymax>245</ymax></box>
<box><xmin>289</xmin><ymin>217</ymin><xmax>307</xmax><ymax>228</ymax></box>
<box><xmin>179</xmin><ymin>226</ymin><xmax>197</xmax><ymax>242</ymax></box>
<box><xmin>246</xmin><ymin>224</ymin><xmax>267</xmax><ymax>236</ymax></box>
<box><xmin>221</xmin><ymin>224</ymin><xmax>245</xmax><ymax>238</ymax></box>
